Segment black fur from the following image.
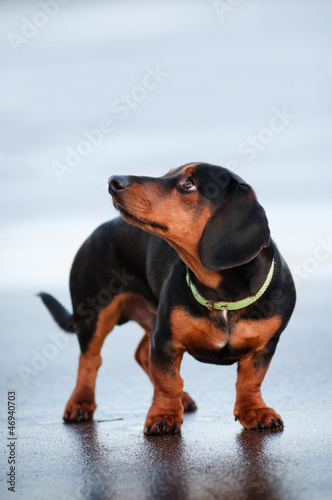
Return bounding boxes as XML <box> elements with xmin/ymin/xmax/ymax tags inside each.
<box><xmin>38</xmin><ymin>293</ymin><xmax>75</xmax><ymax>333</ymax></box>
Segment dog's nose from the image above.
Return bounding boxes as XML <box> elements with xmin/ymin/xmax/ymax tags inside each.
<box><xmin>108</xmin><ymin>175</ymin><xmax>130</xmax><ymax>195</ymax></box>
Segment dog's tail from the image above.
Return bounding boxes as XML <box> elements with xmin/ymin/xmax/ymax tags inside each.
<box><xmin>38</xmin><ymin>292</ymin><xmax>76</xmax><ymax>333</ymax></box>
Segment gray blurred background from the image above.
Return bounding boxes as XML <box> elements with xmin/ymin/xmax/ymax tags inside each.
<box><xmin>1</xmin><ymin>0</ymin><xmax>331</xmax><ymax>293</ymax></box>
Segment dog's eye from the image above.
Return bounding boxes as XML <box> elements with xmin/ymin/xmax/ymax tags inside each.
<box><xmin>181</xmin><ymin>178</ymin><xmax>196</xmax><ymax>191</ymax></box>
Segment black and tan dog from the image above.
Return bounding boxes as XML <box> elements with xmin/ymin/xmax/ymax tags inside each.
<box><xmin>40</xmin><ymin>162</ymin><xmax>296</xmax><ymax>435</ymax></box>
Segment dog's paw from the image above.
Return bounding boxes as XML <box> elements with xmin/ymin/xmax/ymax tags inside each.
<box><xmin>63</xmin><ymin>396</ymin><xmax>96</xmax><ymax>423</ymax></box>
<box><xmin>234</xmin><ymin>407</ymin><xmax>284</xmax><ymax>430</ymax></box>
<box><xmin>144</xmin><ymin>415</ymin><xmax>182</xmax><ymax>436</ymax></box>
<box><xmin>181</xmin><ymin>391</ymin><xmax>197</xmax><ymax>412</ymax></box>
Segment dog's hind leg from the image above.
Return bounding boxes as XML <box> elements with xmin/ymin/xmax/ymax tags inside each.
<box><xmin>135</xmin><ymin>330</ymin><xmax>197</xmax><ymax>413</ymax></box>
<box><xmin>63</xmin><ymin>295</ymin><xmax>124</xmax><ymax>422</ymax></box>
<box><xmin>135</xmin><ymin>330</ymin><xmax>152</xmax><ymax>381</ymax></box>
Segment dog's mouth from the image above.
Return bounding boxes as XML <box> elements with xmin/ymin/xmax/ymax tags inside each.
<box><xmin>114</xmin><ymin>202</ymin><xmax>168</xmax><ymax>232</ymax></box>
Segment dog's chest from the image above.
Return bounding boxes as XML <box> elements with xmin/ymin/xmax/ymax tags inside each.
<box><xmin>171</xmin><ymin>307</ymin><xmax>282</xmax><ymax>364</ymax></box>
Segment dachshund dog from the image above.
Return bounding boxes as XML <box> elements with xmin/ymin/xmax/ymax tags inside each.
<box><xmin>39</xmin><ymin>163</ymin><xmax>296</xmax><ymax>435</ymax></box>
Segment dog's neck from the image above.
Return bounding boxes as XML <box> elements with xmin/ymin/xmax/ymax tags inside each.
<box><xmin>164</xmin><ymin>241</ymin><xmax>222</xmax><ymax>288</ymax></box>
<box><xmin>186</xmin><ymin>245</ymin><xmax>275</xmax><ymax>303</ymax></box>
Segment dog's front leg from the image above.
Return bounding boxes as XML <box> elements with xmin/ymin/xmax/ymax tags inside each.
<box><xmin>144</xmin><ymin>340</ymin><xmax>184</xmax><ymax>436</ymax></box>
<box><xmin>234</xmin><ymin>347</ymin><xmax>284</xmax><ymax>430</ymax></box>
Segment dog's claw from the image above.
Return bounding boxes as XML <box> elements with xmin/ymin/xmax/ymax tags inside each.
<box><xmin>166</xmin><ymin>425</ymin><xmax>173</xmax><ymax>435</ymax></box>
<box><xmin>278</xmin><ymin>419</ymin><xmax>284</xmax><ymax>427</ymax></box>
<box><xmin>148</xmin><ymin>424</ymin><xmax>162</xmax><ymax>436</ymax></box>
<box><xmin>144</xmin><ymin>415</ymin><xmax>182</xmax><ymax>436</ymax></box>
<box><xmin>271</xmin><ymin>418</ymin><xmax>279</xmax><ymax>427</ymax></box>
<box><xmin>257</xmin><ymin>421</ymin><xmax>264</xmax><ymax>429</ymax></box>
<box><xmin>234</xmin><ymin>415</ymin><xmax>238</xmax><ymax>421</ymax></box>
<box><xmin>163</xmin><ymin>422</ymin><xmax>172</xmax><ymax>435</ymax></box>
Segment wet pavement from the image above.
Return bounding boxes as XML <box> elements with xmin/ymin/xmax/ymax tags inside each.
<box><xmin>1</xmin><ymin>282</ymin><xmax>332</xmax><ymax>500</ymax></box>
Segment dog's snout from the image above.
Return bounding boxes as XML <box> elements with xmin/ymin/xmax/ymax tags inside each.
<box><xmin>108</xmin><ymin>175</ymin><xmax>130</xmax><ymax>195</ymax></box>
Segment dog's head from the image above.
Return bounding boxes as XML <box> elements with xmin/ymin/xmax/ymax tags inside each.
<box><xmin>109</xmin><ymin>163</ymin><xmax>270</xmax><ymax>272</ymax></box>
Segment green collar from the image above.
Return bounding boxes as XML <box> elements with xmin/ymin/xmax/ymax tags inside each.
<box><xmin>186</xmin><ymin>259</ymin><xmax>275</xmax><ymax>312</ymax></box>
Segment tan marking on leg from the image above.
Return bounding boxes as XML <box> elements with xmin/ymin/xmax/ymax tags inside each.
<box><xmin>135</xmin><ymin>330</ymin><xmax>152</xmax><ymax>381</ymax></box>
<box><xmin>132</xmin><ymin>296</ymin><xmax>156</xmax><ymax>381</ymax></box>
<box><xmin>144</xmin><ymin>354</ymin><xmax>185</xmax><ymax>435</ymax></box>
<box><xmin>135</xmin><ymin>327</ymin><xmax>197</xmax><ymax>411</ymax></box>
<box><xmin>63</xmin><ymin>295</ymin><xmax>124</xmax><ymax>422</ymax></box>
<box><xmin>63</xmin><ymin>352</ymin><xmax>102</xmax><ymax>421</ymax></box>
<box><xmin>64</xmin><ymin>293</ymin><xmax>156</xmax><ymax>422</ymax></box>
<box><xmin>234</xmin><ymin>353</ymin><xmax>283</xmax><ymax>429</ymax></box>
<box><xmin>234</xmin><ymin>353</ymin><xmax>268</xmax><ymax>414</ymax></box>
<box><xmin>233</xmin><ymin>317</ymin><xmax>283</xmax><ymax>429</ymax></box>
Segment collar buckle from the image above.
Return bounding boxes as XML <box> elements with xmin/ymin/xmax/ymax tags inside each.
<box><xmin>207</xmin><ymin>300</ymin><xmax>214</xmax><ymax>311</ymax></box>
<box><xmin>207</xmin><ymin>301</ymin><xmax>228</xmax><ymax>311</ymax></box>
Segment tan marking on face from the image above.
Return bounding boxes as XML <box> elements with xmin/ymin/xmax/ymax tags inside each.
<box><xmin>170</xmin><ymin>307</ymin><xmax>228</xmax><ymax>352</ymax></box>
<box><xmin>167</xmin><ymin>163</ymin><xmax>196</xmax><ymax>174</ymax></box>
<box><xmin>116</xmin><ymin>171</ymin><xmax>221</xmax><ymax>287</ymax></box>
<box><xmin>119</xmin><ymin>169</ymin><xmax>204</xmax><ymax>233</ymax></box>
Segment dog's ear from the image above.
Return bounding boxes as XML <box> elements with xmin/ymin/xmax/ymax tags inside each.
<box><xmin>199</xmin><ymin>182</ymin><xmax>270</xmax><ymax>271</ymax></box>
